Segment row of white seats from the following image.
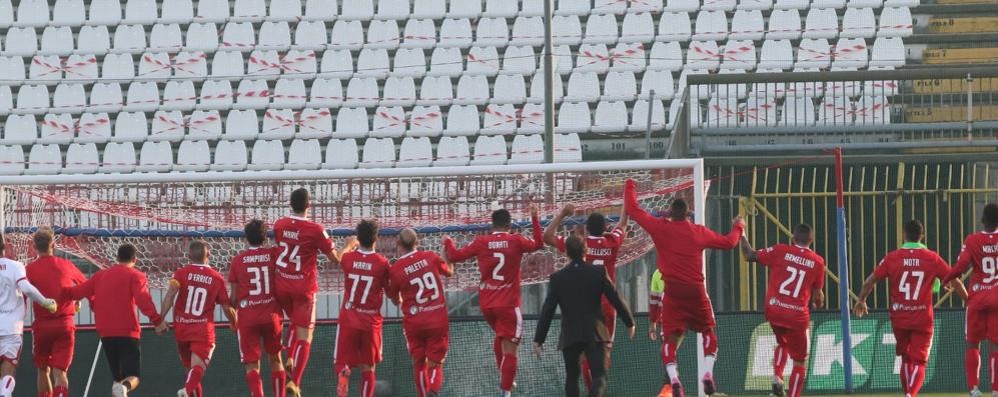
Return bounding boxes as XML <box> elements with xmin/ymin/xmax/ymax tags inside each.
<box><xmin>692</xmin><ymin>68</ymin><xmax>899</xmax><ymax>98</ymax></box>
<box><xmin>0</xmin><ymin>100</ymin><xmax>668</xmax><ymax>144</ymax></box>
<box><xmin>2</xmin><ymin>37</ymin><xmax>906</xmax><ymax>86</ymax></box>
<box><xmin>691</xmin><ymin>95</ymin><xmax>890</xmax><ymax>126</ymax></box>
<box><xmin>0</xmin><ymin>134</ymin><xmax>584</xmax><ymax>175</ymax></box>
<box><xmin>0</xmin><ymin>8</ymin><xmax>913</xmax><ymax>57</ymax></box>
<box><xmin>0</xmin><ymin>0</ymin><xmax>681</xmax><ymax>29</ymax></box>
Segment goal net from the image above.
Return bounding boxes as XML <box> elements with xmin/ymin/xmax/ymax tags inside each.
<box><xmin>0</xmin><ymin>160</ymin><xmax>705</xmax><ymax>293</ymax></box>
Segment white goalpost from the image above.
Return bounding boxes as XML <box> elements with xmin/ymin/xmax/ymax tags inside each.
<box><xmin>0</xmin><ymin>159</ymin><xmax>710</xmax><ymax>395</ymax></box>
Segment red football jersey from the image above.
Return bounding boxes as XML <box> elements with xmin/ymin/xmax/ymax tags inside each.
<box><xmin>947</xmin><ymin>231</ymin><xmax>998</xmax><ymax>307</ymax></box>
<box><xmin>874</xmin><ymin>247</ymin><xmax>950</xmax><ymax>329</ymax></box>
<box><xmin>444</xmin><ymin>218</ymin><xmax>543</xmax><ymax>309</ymax></box>
<box><xmin>64</xmin><ymin>264</ymin><xmax>162</xmax><ymax>339</ymax></box>
<box><xmin>339</xmin><ymin>249</ymin><xmax>391</xmax><ymax>330</ymax></box>
<box><xmin>171</xmin><ymin>264</ymin><xmax>230</xmax><ymax>342</ymax></box>
<box><xmin>273</xmin><ymin>215</ymin><xmax>335</xmax><ymax>294</ymax></box>
<box><xmin>555</xmin><ymin>228</ymin><xmax>625</xmax><ymax>282</ymax></box>
<box><xmin>388</xmin><ymin>250</ymin><xmax>452</xmax><ymax>331</ymax></box>
<box><xmin>27</xmin><ymin>256</ymin><xmax>88</xmax><ymax>327</ymax></box>
<box><xmin>228</xmin><ymin>246</ymin><xmax>283</xmax><ymax>326</ymax></box>
<box><xmin>756</xmin><ymin>244</ymin><xmax>826</xmax><ymax>327</ymax></box>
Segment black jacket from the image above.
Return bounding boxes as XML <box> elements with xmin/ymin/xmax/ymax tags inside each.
<box><xmin>534</xmin><ymin>260</ymin><xmax>635</xmax><ymax>350</ymax></box>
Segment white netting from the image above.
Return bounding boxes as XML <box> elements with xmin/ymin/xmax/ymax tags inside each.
<box><xmin>1</xmin><ymin>162</ymin><xmax>701</xmax><ymax>292</ymax></box>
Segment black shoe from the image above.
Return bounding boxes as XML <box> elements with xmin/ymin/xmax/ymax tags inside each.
<box><xmin>771</xmin><ymin>380</ymin><xmax>785</xmax><ymax>397</ymax></box>
<box><xmin>672</xmin><ymin>382</ymin><xmax>685</xmax><ymax>397</ymax></box>
<box><xmin>702</xmin><ymin>376</ymin><xmax>716</xmax><ymax>396</ymax></box>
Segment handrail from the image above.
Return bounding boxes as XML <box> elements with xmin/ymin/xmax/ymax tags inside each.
<box><xmin>685</xmin><ymin>66</ymin><xmax>998</xmax><ymax>85</ymax></box>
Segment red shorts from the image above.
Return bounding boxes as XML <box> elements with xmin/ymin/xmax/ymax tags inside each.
<box><xmin>275</xmin><ymin>289</ymin><xmax>317</xmax><ymax>329</ymax></box>
<box><xmin>660</xmin><ymin>294</ymin><xmax>716</xmax><ymax>336</ymax></box>
<box><xmin>177</xmin><ymin>340</ymin><xmax>216</xmax><ymax>368</ymax></box>
<box><xmin>966</xmin><ymin>303</ymin><xmax>998</xmax><ymax>343</ymax></box>
<box><xmin>404</xmin><ymin>327</ymin><xmax>449</xmax><ymax>364</ymax></box>
<box><xmin>483</xmin><ymin>307</ymin><xmax>523</xmax><ymax>343</ymax></box>
<box><xmin>893</xmin><ymin>326</ymin><xmax>933</xmax><ymax>364</ymax></box>
<box><xmin>335</xmin><ymin>326</ymin><xmax>383</xmax><ymax>367</ymax></box>
<box><xmin>237</xmin><ymin>320</ymin><xmax>283</xmax><ymax>364</ymax></box>
<box><xmin>602</xmin><ymin>302</ymin><xmax>617</xmax><ymax>344</ymax></box>
<box><xmin>771</xmin><ymin>324</ymin><xmax>811</xmax><ymax>362</ymax></box>
<box><xmin>32</xmin><ymin>324</ymin><xmax>75</xmax><ymax>371</ymax></box>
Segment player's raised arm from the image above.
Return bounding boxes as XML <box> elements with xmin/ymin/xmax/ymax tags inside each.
<box><xmin>525</xmin><ymin>204</ymin><xmax>545</xmax><ymax>251</ymax></box>
<box><xmin>543</xmin><ymin>204</ymin><xmax>575</xmax><ymax>247</ymax></box>
<box><xmin>698</xmin><ymin>217</ymin><xmax>746</xmax><ymax>250</ymax></box>
<box><xmin>739</xmin><ymin>235</ymin><xmax>759</xmax><ymax>262</ymax></box>
<box><xmin>622</xmin><ymin>179</ymin><xmax>658</xmax><ymax>230</ymax></box>
<box><xmin>442</xmin><ymin>235</ymin><xmax>479</xmax><ymax>263</ymax></box>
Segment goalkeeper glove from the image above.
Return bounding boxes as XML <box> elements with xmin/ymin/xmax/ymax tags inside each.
<box><xmin>40</xmin><ymin>298</ymin><xmax>58</xmax><ymax>314</ymax></box>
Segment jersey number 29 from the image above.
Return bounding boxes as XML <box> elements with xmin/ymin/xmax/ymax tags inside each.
<box><xmin>410</xmin><ymin>273</ymin><xmax>440</xmax><ymax>304</ymax></box>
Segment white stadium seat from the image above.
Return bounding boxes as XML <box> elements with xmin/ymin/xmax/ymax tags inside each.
<box><xmin>295</xmin><ymin>21</ymin><xmax>329</xmax><ymax>50</ymax></box>
<box><xmin>621</xmin><ymin>12</ymin><xmax>655</xmax><ymax>43</ymax></box>
<box><xmin>30</xmin><ymin>55</ymin><xmax>64</xmax><ymax>82</ymax></box>
<box><xmin>721</xmin><ymin>40</ymin><xmax>757</xmax><ymax>70</ymax></box>
<box><xmin>552</xmin><ymin>15</ymin><xmax>582</xmax><ymax>46</ymax></box>
<box><xmin>517</xmin><ymin>103</ymin><xmax>545</xmax><ymax>134</ymax></box>
<box><xmin>492</xmin><ymin>74</ymin><xmax>527</xmax><ymax>105</ymax></box>
<box><xmin>397</xmin><ymin>137</ymin><xmax>433</xmax><ymax>167</ymax></box>
<box><xmin>0</xmin><ymin>86</ymin><xmax>10</xmax><ymax>114</ymax></box>
<box><xmin>454</xmin><ymin>75</ymin><xmax>489</xmax><ymax>105</ymax></box>
<box><xmin>818</xmin><ymin>96</ymin><xmax>854</xmax><ymax>125</ymax></box>
<box><xmin>826</xmin><ymin>66</ymin><xmax>862</xmax><ymax>97</ymax></box>
<box><xmin>40</xmin><ymin>114</ymin><xmax>76</xmax><ymax>144</ymax></box>
<box><xmin>324</xmin><ymin>139</ymin><xmax>360</xmax><ymax>169</ymax></box>
<box><xmin>382</xmin><ymin>76</ymin><xmax>417</xmax><ymax>107</ymax></box>
<box><xmin>832</xmin><ymin>38</ymin><xmax>869</xmax><ymax>68</ymax></box>
<box><xmin>648</xmin><ymin>42</ymin><xmax>684</xmax><ymax>72</ymax></box>
<box><xmin>554</xmin><ymin>134</ymin><xmax>582</xmax><ymax>163</ymax></box>
<box><xmin>759</xmin><ymin>39</ymin><xmax>794</xmax><ymax>70</ymax></box>
<box><xmin>138</xmin><ymin>52</ymin><xmax>174</xmax><ymax>80</ymax></box>
<box><xmin>879</xmin><ymin>7</ymin><xmax>913</xmax><ymax>38</ymax></box>
<box><xmin>53</xmin><ymin>0</ymin><xmax>86</xmax><ymax>26</ymax></box>
<box><xmin>502</xmin><ymin>46</ymin><xmax>537</xmax><ymax>75</ymax></box>
<box><xmin>640</xmin><ymin>70</ymin><xmax>675</xmax><ymax>100</ymax></box>
<box><xmin>854</xmin><ymin>95</ymin><xmax>891</xmax><ymax>124</ymax></box>
<box><xmin>730</xmin><ymin>10</ymin><xmax>765</xmax><ymax>41</ymax></box>
<box><xmin>260</xmin><ymin>108</ymin><xmax>297</xmax><ymax>140</ymax></box>
<box><xmin>391</xmin><ymin>48</ymin><xmax>426</xmax><ymax>78</ymax></box>
<box><xmin>739</xmin><ymin>0</ymin><xmax>773</xmax><ymax>9</ymax></box>
<box><xmin>768</xmin><ymin>9</ymin><xmax>802</xmax><ymax>40</ymax></box>
<box><xmin>628</xmin><ymin>99</ymin><xmax>666</xmax><ymax>132</ymax></box>
<box><xmin>175</xmin><ymin>140</ymin><xmax>211</xmax><ymax>172</ymax></box>
<box><xmin>360</xmin><ymin>137</ymin><xmax>396</xmax><ymax>168</ymax></box>
<box><xmin>258</xmin><ymin>21</ymin><xmax>292</xmax><ymax>50</ymax></box>
<box><xmin>557</xmin><ymin>101</ymin><xmax>591</xmax><ymax>134</ymax></box>
<box><xmin>65</xmin><ymin>143</ymin><xmax>99</xmax><ymax>174</ymax></box>
<box><xmin>803</xmin><ymin>8</ymin><xmax>839</xmax><ymax>40</ymax></box>
<box><xmin>529</xmin><ymin>72</ymin><xmax>564</xmax><ymax>103</ymax></box>
<box><xmin>345</xmin><ymin>77</ymin><xmax>380</xmax><ymax>108</ymax></box>
<box><xmin>309</xmin><ymin>78</ymin><xmax>343</xmax><ymax>108</ymax></box>
<box><xmin>484</xmin><ymin>0</ymin><xmax>518</xmax><ymax>18</ymax></box>
<box><xmin>304</xmin><ymin>0</ymin><xmax>336</xmax><ymax>21</ymax></box>
<box><xmin>885</xmin><ymin>0</ymin><xmax>918</xmax><ymax>7</ymax></box>
<box><xmin>706</xmin><ymin>98</ymin><xmax>740</xmax><ymax>127</ymax></box>
<box><xmin>557</xmin><ymin>0</ymin><xmax>591</xmax><ymax>15</ymax></box>
<box><xmin>287</xmin><ymin>139</ymin><xmax>322</xmax><ymax>170</ymax></box>
<box><xmin>477</xmin><ymin>17</ymin><xmax>510</xmax><ymax>47</ymax></box>
<box><xmin>4</xmin><ymin>115</ymin><xmax>39</xmax><ymax>144</ymax></box>
<box><xmin>418</xmin><ymin>76</ymin><xmax>454</xmax><ymax>106</ymax></box>
<box><xmin>371</xmin><ymin>106</ymin><xmax>407</xmax><ymax>138</ymax></box>
<box><xmin>247</xmin><ymin>140</ymin><xmax>285</xmax><ymax>170</ymax></box>
<box><xmin>14</xmin><ymin>0</ymin><xmax>47</xmax><ymax>27</ymax></box>
<box><xmin>694</xmin><ymin>10</ymin><xmax>729</xmax><ymax>41</ymax></box>
<box><xmin>223</xmin><ymin>109</ymin><xmax>260</xmax><ymax>140</ymax></box>
<box><xmin>137</xmin><ymin>141</ymin><xmax>174</xmax><ymax>172</ymax></box>
<box><xmin>162</xmin><ymin>80</ymin><xmax>196</xmax><ymax>111</ymax></box>
<box><xmin>356</xmin><ymin>48</ymin><xmax>390</xmax><ymax>78</ymax></box>
<box><xmin>367</xmin><ymin>20</ymin><xmax>400</xmax><ymax>50</ymax></box>
<box><xmin>16</xmin><ymin>85</ymin><xmax>50</xmax><ymax>114</ymax></box>
<box><xmin>583</xmin><ymin>14</ymin><xmax>618</xmax><ymax>45</ymax></box>
<box><xmin>444</xmin><ymin>104</ymin><xmax>480</xmax><ymax>136</ymax></box>
<box><xmin>100</xmin><ymin>142</ymin><xmax>136</xmax><ymax>173</ymax></box>
<box><xmin>40</xmin><ymin>26</ymin><xmax>74</xmax><ymax>55</ymax></box>
<box><xmin>150</xmin><ymin>23</ymin><xmax>183</xmax><ymax>51</ymax></box>
<box><xmin>611</xmin><ymin>43</ymin><xmax>647</xmax><ymax>72</ymax></box>
<box><xmin>212</xmin><ymin>140</ymin><xmax>248</xmax><ymax>171</ymax></box>
<box><xmin>471</xmin><ymin>135</ymin><xmax>507</xmax><ymax>165</ymax></box>
<box><xmin>512</xmin><ymin>16</ymin><xmax>545</xmax><ymax>47</ymax></box>
<box><xmin>554</xmin><ymin>45</ymin><xmax>575</xmax><ymax>75</ymax></box>
<box><xmin>407</xmin><ymin>105</ymin><xmax>443</xmax><ymax>137</ymax></box>
<box><xmin>814</xmin><ymin>0</ymin><xmax>847</xmax><ymax>8</ymax></box>
<box><xmin>687</xmin><ymin>41</ymin><xmax>721</xmax><ymax>71</ymax></box>
<box><xmin>296</xmin><ymin>108</ymin><xmax>333</xmax><ymax>139</ymax></box>
<box><xmin>665</xmin><ymin>0</ymin><xmax>699</xmax><ymax>12</ymax></box>
<box><xmin>26</xmin><ymin>144</ymin><xmax>62</xmax><ymax>175</ymax></box>
<box><xmin>196</xmin><ymin>0</ymin><xmax>229</xmax><ymax>22</ymax></box>
<box><xmin>466</xmin><ymin>46</ymin><xmax>500</xmax><ymax>76</ymax></box>
<box><xmin>232</xmin><ymin>0</ymin><xmax>266</xmax><ymax>21</ymax></box>
<box><xmin>433</xmin><ymin>136</ymin><xmax>470</xmax><ymax>166</ymax></box>
<box><xmin>78</xmin><ymin>26</ymin><xmax>112</xmax><ymax>54</ymax></box>
<box><xmin>594</xmin><ymin>0</ymin><xmax>627</xmax><ymax>14</ymax></box>
<box><xmin>428</xmin><ymin>47</ymin><xmax>464</xmax><ymax>78</ymax></box>
<box><xmin>272</xmin><ymin>77</ymin><xmax>308</xmax><ymax>107</ymax></box>
<box><xmin>187</xmin><ymin>110</ymin><xmax>222</xmax><ymax>140</ymax></box>
<box><xmin>440</xmin><ymin>18</ymin><xmax>473</xmax><ymax>48</ymax></box>
<box><xmin>334</xmin><ymin>107</ymin><xmax>370</xmax><ymax>138</ymax></box>
<box><xmin>5</xmin><ymin>27</ymin><xmax>39</xmax><ymax>57</ymax></box>
<box><xmin>198</xmin><ymin>80</ymin><xmax>233</xmax><ymax>110</ymax></box>
<box><xmin>89</xmin><ymin>0</ymin><xmax>123</xmax><ymax>25</ymax></box>
<box><xmin>53</xmin><ymin>83</ymin><xmax>87</xmax><ymax>113</ymax></box>
<box><xmin>376</xmin><ymin>0</ymin><xmax>409</xmax><ymax>20</ymax></box>
<box><xmin>565</xmin><ymin>72</ymin><xmax>601</xmax><ymax>103</ymax></box>
<box><xmin>112</xmin><ymin>112</ymin><xmax>149</xmax><ymax>142</ymax></box>
<box><xmin>150</xmin><ymin>110</ymin><xmax>186</xmax><ymax>142</ymax></box>
<box><xmin>603</xmin><ymin>71</ymin><xmax>638</xmax><ymax>101</ymax></box>
<box><xmin>234</xmin><ymin>79</ymin><xmax>271</xmax><ymax>109</ymax></box>
<box><xmin>841</xmin><ymin>7</ymin><xmax>876</xmax><ymax>39</ymax></box>
<box><xmin>796</xmin><ymin>39</ymin><xmax>831</xmax><ymax>69</ymax></box>
<box><xmin>576</xmin><ymin>44</ymin><xmax>610</xmax><ymax>73</ymax></box>
<box><xmin>870</xmin><ymin>37</ymin><xmax>905</xmax><ymax>67</ymax></box>
<box><xmin>509</xmin><ymin>135</ymin><xmax>543</xmax><ymax>164</ymax></box>
<box><xmin>160</xmin><ymin>0</ymin><xmax>193</xmax><ymax>23</ymax></box>
<box><xmin>186</xmin><ymin>23</ymin><xmax>220</xmax><ymax>52</ymax></box>
<box><xmin>329</xmin><ymin>20</ymin><xmax>364</xmax><ymax>51</ymax></box>
<box><xmin>657</xmin><ymin>12</ymin><xmax>692</xmax><ymax>42</ymax></box>
<box><xmin>448</xmin><ymin>0</ymin><xmax>481</xmax><ymax>18</ymax></box>
<box><xmin>401</xmin><ymin>19</ymin><xmax>437</xmax><ymax>49</ymax></box>
<box><xmin>269</xmin><ymin>0</ymin><xmax>303</xmax><ymax>21</ymax></box>
<box><xmin>775</xmin><ymin>0</ymin><xmax>808</xmax><ymax>8</ymax></box>
<box><xmin>482</xmin><ymin>104</ymin><xmax>518</xmax><ymax>135</ymax></box>
<box><xmin>787</xmin><ymin>67</ymin><xmax>825</xmax><ymax>97</ymax></box>
<box><xmin>592</xmin><ymin>101</ymin><xmax>629</xmax><ymax>133</ymax></box>
<box><xmin>744</xmin><ymin>96</ymin><xmax>778</xmax><ymax>126</ymax></box>
<box><xmin>413</xmin><ymin>0</ymin><xmax>446</xmax><ymax>19</ymax></box>
<box><xmin>320</xmin><ymin>49</ymin><xmax>354</xmax><ymax>79</ymax></box>
<box><xmin>76</xmin><ymin>112</ymin><xmax>113</xmax><ymax>143</ymax></box>
<box><xmin>221</xmin><ymin>22</ymin><xmax>256</xmax><ymax>50</ymax></box>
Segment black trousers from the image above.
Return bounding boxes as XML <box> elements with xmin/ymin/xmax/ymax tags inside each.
<box><xmin>562</xmin><ymin>341</ymin><xmax>606</xmax><ymax>397</ymax></box>
<box><xmin>102</xmin><ymin>337</ymin><xmax>141</xmax><ymax>382</ymax></box>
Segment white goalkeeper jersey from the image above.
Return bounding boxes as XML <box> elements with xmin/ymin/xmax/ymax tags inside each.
<box><xmin>0</xmin><ymin>258</ymin><xmax>29</xmax><ymax>336</ymax></box>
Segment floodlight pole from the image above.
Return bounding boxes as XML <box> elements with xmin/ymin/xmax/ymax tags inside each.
<box><xmin>543</xmin><ymin>0</ymin><xmax>556</xmax><ymax>164</ymax></box>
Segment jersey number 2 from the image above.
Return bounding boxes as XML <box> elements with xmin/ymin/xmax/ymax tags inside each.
<box><xmin>492</xmin><ymin>252</ymin><xmax>506</xmax><ymax>281</ymax></box>
<box><xmin>779</xmin><ymin>267</ymin><xmax>806</xmax><ymax>298</ymax></box>
<box><xmin>185</xmin><ymin>286</ymin><xmax>208</xmax><ymax>316</ymax></box>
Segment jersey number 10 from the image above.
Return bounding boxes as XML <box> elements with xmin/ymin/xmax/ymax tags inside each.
<box><xmin>185</xmin><ymin>286</ymin><xmax>208</xmax><ymax>316</ymax></box>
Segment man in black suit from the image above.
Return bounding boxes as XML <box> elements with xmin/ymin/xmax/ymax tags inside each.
<box><xmin>533</xmin><ymin>235</ymin><xmax>636</xmax><ymax>397</ymax></box>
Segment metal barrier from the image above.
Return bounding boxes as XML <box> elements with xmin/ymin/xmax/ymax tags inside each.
<box><xmin>678</xmin><ymin>66</ymin><xmax>998</xmax><ymax>155</ymax></box>
<box><xmin>705</xmin><ymin>160</ymin><xmax>998</xmax><ymax>312</ymax></box>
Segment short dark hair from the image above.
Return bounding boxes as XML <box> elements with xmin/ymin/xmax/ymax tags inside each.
<box><xmin>189</xmin><ymin>240</ymin><xmax>208</xmax><ymax>263</ymax></box>
<box><xmin>669</xmin><ymin>198</ymin><xmax>689</xmax><ymax>220</ymax></box>
<box><xmin>903</xmin><ymin>220</ymin><xmax>924</xmax><ymax>242</ymax></box>
<box><xmin>585</xmin><ymin>212</ymin><xmax>607</xmax><ymax>237</ymax></box>
<box><xmin>565</xmin><ymin>235</ymin><xmax>586</xmax><ymax>262</ymax></box>
<box><xmin>792</xmin><ymin>223</ymin><xmax>814</xmax><ymax>245</ymax></box>
<box><xmin>117</xmin><ymin>243</ymin><xmax>137</xmax><ymax>263</ymax></box>
<box><xmin>984</xmin><ymin>203</ymin><xmax>998</xmax><ymax>229</ymax></box>
<box><xmin>357</xmin><ymin>219</ymin><xmax>379</xmax><ymax>248</ymax></box>
<box><xmin>290</xmin><ymin>188</ymin><xmax>310</xmax><ymax>214</ymax></box>
<box><xmin>245</xmin><ymin>219</ymin><xmax>267</xmax><ymax>246</ymax></box>
<box><xmin>492</xmin><ymin>209</ymin><xmax>512</xmax><ymax>228</ymax></box>
<box><xmin>33</xmin><ymin>227</ymin><xmax>55</xmax><ymax>253</ymax></box>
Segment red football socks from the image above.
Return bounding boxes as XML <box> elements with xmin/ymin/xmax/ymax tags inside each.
<box><xmin>787</xmin><ymin>364</ymin><xmax>806</xmax><ymax>397</ymax></box>
<box><xmin>990</xmin><ymin>351</ymin><xmax>998</xmax><ymax>392</ymax></box>
<box><xmin>271</xmin><ymin>370</ymin><xmax>287</xmax><ymax>397</ymax></box>
<box><xmin>582</xmin><ymin>358</ymin><xmax>593</xmax><ymax>391</ymax></box>
<box><xmin>900</xmin><ymin>360</ymin><xmax>910</xmax><ymax>394</ymax></box>
<box><xmin>909</xmin><ymin>362</ymin><xmax>926</xmax><ymax>397</ymax></box>
<box><xmin>493</xmin><ymin>338</ymin><xmax>503</xmax><ymax>369</ymax></box>
<box><xmin>500</xmin><ymin>353</ymin><xmax>518</xmax><ymax>391</ymax></box>
<box><xmin>245</xmin><ymin>370</ymin><xmax>264</xmax><ymax>397</ymax></box>
<box><xmin>414</xmin><ymin>362</ymin><xmax>427</xmax><ymax>397</ymax></box>
<box><xmin>773</xmin><ymin>346</ymin><xmax>788</xmax><ymax>381</ymax></box>
<box><xmin>361</xmin><ymin>370</ymin><xmax>377</xmax><ymax>397</ymax></box>
<box><xmin>53</xmin><ymin>386</ymin><xmax>68</xmax><ymax>397</ymax></box>
<box><xmin>290</xmin><ymin>340</ymin><xmax>312</xmax><ymax>385</ymax></box>
<box><xmin>427</xmin><ymin>365</ymin><xmax>444</xmax><ymax>393</ymax></box>
<box><xmin>967</xmin><ymin>347</ymin><xmax>981</xmax><ymax>391</ymax></box>
<box><xmin>185</xmin><ymin>366</ymin><xmax>205</xmax><ymax>396</ymax></box>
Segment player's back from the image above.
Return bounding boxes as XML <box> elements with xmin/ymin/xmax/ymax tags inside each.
<box><xmin>475</xmin><ymin>232</ymin><xmax>537</xmax><ymax>309</ymax></box>
<box><xmin>230</xmin><ymin>246</ymin><xmax>282</xmax><ymax>325</ymax></box>
<box><xmin>340</xmin><ymin>249</ymin><xmax>391</xmax><ymax>330</ymax></box>
<box><xmin>655</xmin><ymin>220</ymin><xmax>735</xmax><ymax>286</ymax></box>
<box><xmin>878</xmin><ymin>247</ymin><xmax>949</xmax><ymax>328</ymax></box>
<box><xmin>956</xmin><ymin>232</ymin><xmax>998</xmax><ymax>306</ymax></box>
<box><xmin>0</xmin><ymin>258</ymin><xmax>28</xmax><ymax>335</ymax></box>
<box><xmin>390</xmin><ymin>250</ymin><xmax>450</xmax><ymax>330</ymax></box>
<box><xmin>27</xmin><ymin>256</ymin><xmax>86</xmax><ymax>325</ymax></box>
<box><xmin>172</xmin><ymin>264</ymin><xmax>228</xmax><ymax>341</ymax></box>
<box><xmin>273</xmin><ymin>215</ymin><xmax>333</xmax><ymax>292</ymax></box>
<box><xmin>758</xmin><ymin>244</ymin><xmax>826</xmax><ymax>326</ymax></box>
